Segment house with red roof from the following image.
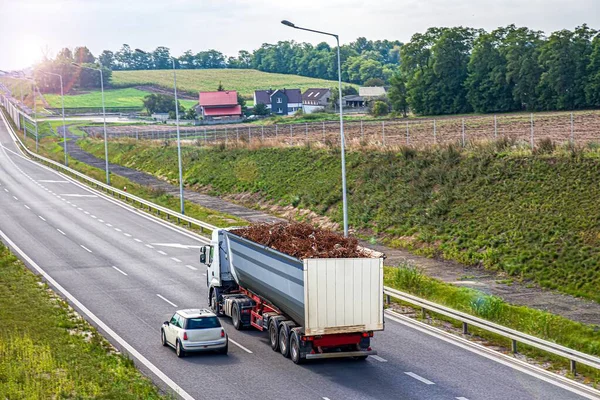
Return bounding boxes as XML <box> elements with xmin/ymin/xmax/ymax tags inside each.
<box><xmin>198</xmin><ymin>90</ymin><xmax>242</xmax><ymax>121</ymax></box>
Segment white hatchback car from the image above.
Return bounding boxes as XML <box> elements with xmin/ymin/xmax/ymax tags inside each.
<box><xmin>161</xmin><ymin>309</ymin><xmax>228</xmax><ymax>357</ymax></box>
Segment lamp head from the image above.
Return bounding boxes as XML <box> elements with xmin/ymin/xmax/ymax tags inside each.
<box><xmin>135</xmin><ymin>48</ymin><xmax>147</xmax><ymax>54</ymax></box>
<box><xmin>281</xmin><ymin>20</ymin><xmax>295</xmax><ymax>28</ymax></box>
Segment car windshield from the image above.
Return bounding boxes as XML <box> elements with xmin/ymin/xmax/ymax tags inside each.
<box><xmin>186</xmin><ymin>316</ymin><xmax>221</xmax><ymax>329</ymax></box>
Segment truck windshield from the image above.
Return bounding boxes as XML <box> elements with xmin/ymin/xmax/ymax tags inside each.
<box><xmin>186</xmin><ymin>316</ymin><xmax>221</xmax><ymax>329</ymax></box>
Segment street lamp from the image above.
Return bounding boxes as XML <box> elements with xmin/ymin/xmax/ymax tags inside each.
<box><xmin>41</xmin><ymin>71</ymin><xmax>68</xmax><ymax>166</ymax></box>
<box><xmin>135</xmin><ymin>49</ymin><xmax>184</xmax><ymax>215</ymax></box>
<box><xmin>11</xmin><ymin>76</ymin><xmax>39</xmax><ymax>152</ymax></box>
<box><xmin>281</xmin><ymin>20</ymin><xmax>349</xmax><ymax>237</ymax></box>
<box><xmin>72</xmin><ymin>62</ymin><xmax>110</xmax><ymax>185</ymax></box>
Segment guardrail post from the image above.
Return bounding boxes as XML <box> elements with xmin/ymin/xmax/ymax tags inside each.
<box><xmin>385</xmin><ymin>294</ymin><xmax>391</xmax><ymax>305</ymax></box>
<box><xmin>462</xmin><ymin>322</ymin><xmax>469</xmax><ymax>335</ymax></box>
<box><xmin>421</xmin><ymin>307</ymin><xmax>426</xmax><ymax>319</ymax></box>
<box><xmin>570</xmin><ymin>360</ymin><xmax>577</xmax><ymax>376</ymax></box>
<box><xmin>511</xmin><ymin>339</ymin><xmax>518</xmax><ymax>354</ymax></box>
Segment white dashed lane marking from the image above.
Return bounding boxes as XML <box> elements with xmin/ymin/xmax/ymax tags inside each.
<box><xmin>145</xmin><ymin>244</ymin><xmax>154</xmax><ymax>249</ymax></box>
<box><xmin>134</xmin><ymin>238</ymin><xmax>142</xmax><ymax>243</ymax></box>
<box><xmin>171</xmin><ymin>257</ymin><xmax>181</xmax><ymax>263</ymax></box>
<box><xmin>80</xmin><ymin>245</ymin><xmax>93</xmax><ymax>253</ymax></box>
<box><xmin>404</xmin><ymin>372</ymin><xmax>435</xmax><ymax>385</ymax></box>
<box><xmin>24</xmin><ymin>205</ymin><xmax>30</xmax><ymax>210</ymax></box>
<box><xmin>123</xmin><ymin>233</ymin><xmax>132</xmax><ymax>237</ymax></box>
<box><xmin>12</xmin><ymin>195</ymin><xmax>18</xmax><ymax>200</ymax></box>
<box><xmin>371</xmin><ymin>355</ymin><xmax>387</xmax><ymax>362</ymax></box>
<box><xmin>112</xmin><ymin>266</ymin><xmax>128</xmax><ymax>276</ymax></box>
<box><xmin>157</xmin><ymin>250</ymin><xmax>167</xmax><ymax>256</ymax></box>
<box><xmin>186</xmin><ymin>265</ymin><xmax>198</xmax><ymax>271</ymax></box>
<box><xmin>156</xmin><ymin>294</ymin><xmax>177</xmax><ymax>307</ymax></box>
<box><xmin>38</xmin><ymin>215</ymin><xmax>46</xmax><ymax>221</ymax></box>
<box><xmin>56</xmin><ymin>229</ymin><xmax>66</xmax><ymax>236</ymax></box>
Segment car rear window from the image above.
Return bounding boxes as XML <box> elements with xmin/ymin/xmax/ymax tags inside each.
<box><xmin>186</xmin><ymin>316</ymin><xmax>221</xmax><ymax>329</ymax></box>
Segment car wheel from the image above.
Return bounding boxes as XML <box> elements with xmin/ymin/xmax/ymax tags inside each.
<box><xmin>290</xmin><ymin>331</ymin><xmax>304</xmax><ymax>364</ymax></box>
<box><xmin>219</xmin><ymin>341</ymin><xmax>228</xmax><ymax>355</ymax></box>
<box><xmin>176</xmin><ymin>340</ymin><xmax>185</xmax><ymax>358</ymax></box>
<box><xmin>279</xmin><ymin>323</ymin><xmax>290</xmax><ymax>358</ymax></box>
<box><xmin>161</xmin><ymin>329</ymin><xmax>167</xmax><ymax>347</ymax></box>
<box><xmin>269</xmin><ymin>320</ymin><xmax>279</xmax><ymax>351</ymax></box>
<box><xmin>232</xmin><ymin>303</ymin><xmax>242</xmax><ymax>330</ymax></box>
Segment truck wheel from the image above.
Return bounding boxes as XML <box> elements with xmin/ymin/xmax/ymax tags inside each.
<box><xmin>269</xmin><ymin>320</ymin><xmax>280</xmax><ymax>351</ymax></box>
<box><xmin>290</xmin><ymin>331</ymin><xmax>304</xmax><ymax>364</ymax></box>
<box><xmin>352</xmin><ymin>355</ymin><xmax>368</xmax><ymax>361</ymax></box>
<box><xmin>210</xmin><ymin>291</ymin><xmax>221</xmax><ymax>316</ymax></box>
<box><xmin>232</xmin><ymin>303</ymin><xmax>242</xmax><ymax>330</ymax></box>
<box><xmin>279</xmin><ymin>323</ymin><xmax>291</xmax><ymax>358</ymax></box>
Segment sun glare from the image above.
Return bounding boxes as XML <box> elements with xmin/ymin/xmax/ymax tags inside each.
<box><xmin>15</xmin><ymin>35</ymin><xmax>44</xmax><ymax>68</ymax></box>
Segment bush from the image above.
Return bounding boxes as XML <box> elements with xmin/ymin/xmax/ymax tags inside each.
<box><xmin>371</xmin><ymin>101</ymin><xmax>389</xmax><ymax>117</ymax></box>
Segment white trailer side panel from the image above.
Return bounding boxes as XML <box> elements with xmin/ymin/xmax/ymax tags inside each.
<box><xmin>304</xmin><ymin>258</ymin><xmax>384</xmax><ymax>336</ymax></box>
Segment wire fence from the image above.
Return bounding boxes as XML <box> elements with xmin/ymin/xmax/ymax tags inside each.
<box><xmin>82</xmin><ymin>110</ymin><xmax>600</xmax><ymax>149</ymax></box>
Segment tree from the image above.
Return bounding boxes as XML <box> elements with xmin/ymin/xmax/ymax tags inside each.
<box><xmin>115</xmin><ymin>44</ymin><xmax>134</xmax><ymax>70</ymax></box>
<box><xmin>388</xmin><ymin>71</ymin><xmax>408</xmax><ymax>117</ymax></box>
<box><xmin>56</xmin><ymin>47</ymin><xmax>73</xmax><ymax>61</ymax></box>
<box><xmin>237</xmin><ymin>93</ymin><xmax>248</xmax><ymax>115</ymax></box>
<box><xmin>179</xmin><ymin>50</ymin><xmax>195</xmax><ymax>69</ymax></box>
<box><xmin>142</xmin><ymin>93</ymin><xmax>179</xmax><ymax>114</ymax></box>
<box><xmin>152</xmin><ymin>46</ymin><xmax>172</xmax><ymax>69</ymax></box>
<box><xmin>587</xmin><ymin>35</ymin><xmax>600</xmax><ymax>107</ymax></box>
<box><xmin>370</xmin><ymin>100</ymin><xmax>389</xmax><ymax>116</ymax></box>
<box><xmin>537</xmin><ymin>25</ymin><xmax>596</xmax><ymax>110</ymax></box>
<box><xmin>252</xmin><ymin>103</ymin><xmax>269</xmax><ymax>116</ymax></box>
<box><xmin>329</xmin><ymin>85</ymin><xmax>358</xmax><ymax>108</ymax></box>
<box><xmin>74</xmin><ymin>46</ymin><xmax>95</xmax><ymax>63</ymax></box>
<box><xmin>98</xmin><ymin>50</ymin><xmax>115</xmax><ymax>69</ymax></box>
<box><xmin>185</xmin><ymin>107</ymin><xmax>197</xmax><ymax>120</ymax></box>
<box><xmin>364</xmin><ymin>78</ymin><xmax>386</xmax><ymax>87</ymax></box>
<box><xmin>217</xmin><ymin>81</ymin><xmax>224</xmax><ymax>91</ymax></box>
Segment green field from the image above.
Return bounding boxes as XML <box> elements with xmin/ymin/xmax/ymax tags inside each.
<box><xmin>44</xmin><ymin>88</ymin><xmax>198</xmax><ymax>111</ymax></box>
<box><xmin>0</xmin><ymin>243</ymin><xmax>165</xmax><ymax>398</ymax></box>
<box><xmin>111</xmin><ymin>69</ymin><xmax>354</xmax><ymax>99</ymax></box>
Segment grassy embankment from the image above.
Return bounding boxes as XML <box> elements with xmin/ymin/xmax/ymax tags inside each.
<box><xmin>111</xmin><ymin>69</ymin><xmax>355</xmax><ymax>99</ymax></box>
<box><xmin>0</xmin><ymin>243</ymin><xmax>167</xmax><ymax>398</ymax></box>
<box><xmin>78</xmin><ymin>139</ymin><xmax>600</xmax><ymax>304</ymax></box>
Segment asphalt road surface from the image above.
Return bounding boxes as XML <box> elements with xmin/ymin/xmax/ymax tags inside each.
<box><xmin>0</xmin><ymin>116</ymin><xmax>593</xmax><ymax>400</ymax></box>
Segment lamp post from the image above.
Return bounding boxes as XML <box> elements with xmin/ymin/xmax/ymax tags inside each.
<box><xmin>281</xmin><ymin>20</ymin><xmax>349</xmax><ymax>236</ymax></box>
<box><xmin>42</xmin><ymin>71</ymin><xmax>68</xmax><ymax>166</ymax></box>
<box><xmin>135</xmin><ymin>49</ymin><xmax>185</xmax><ymax>215</ymax></box>
<box><xmin>14</xmin><ymin>76</ymin><xmax>39</xmax><ymax>151</ymax></box>
<box><xmin>72</xmin><ymin>63</ymin><xmax>109</xmax><ymax>184</ymax></box>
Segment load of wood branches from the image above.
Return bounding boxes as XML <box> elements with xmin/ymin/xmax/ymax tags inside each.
<box><xmin>231</xmin><ymin>222</ymin><xmax>371</xmax><ymax>259</ymax></box>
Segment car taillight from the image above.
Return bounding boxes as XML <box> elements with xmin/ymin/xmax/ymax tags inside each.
<box><xmin>362</xmin><ymin>332</ymin><xmax>369</xmax><ymax>338</ymax></box>
<box><xmin>183</xmin><ymin>332</ymin><xmax>188</xmax><ymax>340</ymax></box>
<box><xmin>221</xmin><ymin>329</ymin><xmax>225</xmax><ymax>338</ymax></box>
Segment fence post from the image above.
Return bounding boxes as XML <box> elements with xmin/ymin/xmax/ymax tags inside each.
<box><xmin>305</xmin><ymin>123</ymin><xmax>308</xmax><ymax>141</ymax></box>
<box><xmin>494</xmin><ymin>115</ymin><xmax>497</xmax><ymax>139</ymax></box>
<box><xmin>261</xmin><ymin>125</ymin><xmax>264</xmax><ymax>141</ymax></box>
<box><xmin>361</xmin><ymin>119</ymin><xmax>364</xmax><ymax>141</ymax></box>
<box><xmin>530</xmin><ymin>113</ymin><xmax>534</xmax><ymax>150</ymax></box>
<box><xmin>382</xmin><ymin>120</ymin><xmax>385</xmax><ymax>146</ymax></box>
<box><xmin>225</xmin><ymin>128</ymin><xmax>228</xmax><ymax>146</ymax></box>
<box><xmin>248</xmin><ymin>126</ymin><xmax>251</xmax><ymax>143</ymax></box>
<box><xmin>214</xmin><ymin>128</ymin><xmax>216</xmax><ymax>142</ymax></box>
<box><xmin>290</xmin><ymin>124</ymin><xmax>293</xmax><ymax>140</ymax></box>
<box><xmin>433</xmin><ymin>119</ymin><xmax>437</xmax><ymax>144</ymax></box>
<box><xmin>462</xmin><ymin>118</ymin><xmax>465</xmax><ymax>147</ymax></box>
<box><xmin>204</xmin><ymin>127</ymin><xmax>207</xmax><ymax>145</ymax></box>
<box><xmin>136</xmin><ymin>130</ymin><xmax>138</xmax><ymax>141</ymax></box>
<box><xmin>275</xmin><ymin>124</ymin><xmax>278</xmax><ymax>138</ymax></box>
<box><xmin>406</xmin><ymin>121</ymin><xmax>409</xmax><ymax>145</ymax></box>
<box><xmin>236</xmin><ymin>127</ymin><xmax>239</xmax><ymax>142</ymax></box>
<box><xmin>570</xmin><ymin>112</ymin><xmax>574</xmax><ymax>146</ymax></box>
<box><xmin>322</xmin><ymin>121</ymin><xmax>325</xmax><ymax>141</ymax></box>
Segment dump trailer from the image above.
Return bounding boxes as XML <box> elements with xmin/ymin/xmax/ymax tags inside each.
<box><xmin>199</xmin><ymin>228</ymin><xmax>384</xmax><ymax>364</ymax></box>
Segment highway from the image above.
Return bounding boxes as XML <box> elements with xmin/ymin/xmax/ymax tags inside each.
<box><xmin>0</xmin><ymin>113</ymin><xmax>594</xmax><ymax>400</ymax></box>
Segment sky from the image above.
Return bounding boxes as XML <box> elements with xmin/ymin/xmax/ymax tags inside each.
<box><xmin>0</xmin><ymin>0</ymin><xmax>598</xmax><ymax>70</ymax></box>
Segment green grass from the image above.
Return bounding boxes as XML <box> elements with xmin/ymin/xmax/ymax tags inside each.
<box><xmin>0</xmin><ymin>243</ymin><xmax>167</xmax><ymax>399</ymax></box>
<box><xmin>385</xmin><ymin>264</ymin><xmax>600</xmax><ymax>384</ymax></box>
<box><xmin>111</xmin><ymin>69</ymin><xmax>355</xmax><ymax>99</ymax></box>
<box><xmin>42</xmin><ymin>88</ymin><xmax>198</xmax><ymax>111</ymax></box>
<box><xmin>78</xmin><ymin>139</ymin><xmax>600</xmax><ymax>303</ymax></box>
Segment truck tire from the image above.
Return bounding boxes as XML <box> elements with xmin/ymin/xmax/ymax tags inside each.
<box><xmin>279</xmin><ymin>321</ymin><xmax>293</xmax><ymax>358</ymax></box>
<box><xmin>290</xmin><ymin>331</ymin><xmax>304</xmax><ymax>364</ymax></box>
<box><xmin>210</xmin><ymin>291</ymin><xmax>221</xmax><ymax>316</ymax></box>
<box><xmin>352</xmin><ymin>355</ymin><xmax>368</xmax><ymax>361</ymax></box>
<box><xmin>268</xmin><ymin>316</ymin><xmax>285</xmax><ymax>351</ymax></box>
<box><xmin>232</xmin><ymin>303</ymin><xmax>242</xmax><ymax>330</ymax></box>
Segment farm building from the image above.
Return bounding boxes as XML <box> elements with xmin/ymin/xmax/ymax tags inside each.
<box><xmin>198</xmin><ymin>91</ymin><xmax>243</xmax><ymax>121</ymax></box>
<box><xmin>254</xmin><ymin>88</ymin><xmax>303</xmax><ymax>116</ymax></box>
<box><xmin>343</xmin><ymin>94</ymin><xmax>365</xmax><ymax>108</ymax></box>
<box><xmin>302</xmin><ymin>88</ymin><xmax>331</xmax><ymax>114</ymax></box>
<box><xmin>359</xmin><ymin>86</ymin><xmax>387</xmax><ymax>100</ymax></box>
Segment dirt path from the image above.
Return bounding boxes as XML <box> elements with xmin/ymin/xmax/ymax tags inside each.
<box><xmin>64</xmin><ymin>129</ymin><xmax>600</xmax><ymax>326</ymax></box>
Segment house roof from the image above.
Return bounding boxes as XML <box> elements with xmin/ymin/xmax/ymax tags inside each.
<box><xmin>343</xmin><ymin>95</ymin><xmax>364</xmax><ymax>101</ymax></box>
<box><xmin>302</xmin><ymin>88</ymin><xmax>331</xmax><ymax>102</ymax></box>
<box><xmin>203</xmin><ymin>105</ymin><xmax>242</xmax><ymax>117</ymax></box>
<box><xmin>199</xmin><ymin>91</ymin><xmax>238</xmax><ymax>107</ymax></box>
<box><xmin>254</xmin><ymin>88</ymin><xmax>303</xmax><ymax>104</ymax></box>
<box><xmin>359</xmin><ymin>87</ymin><xmax>387</xmax><ymax>97</ymax></box>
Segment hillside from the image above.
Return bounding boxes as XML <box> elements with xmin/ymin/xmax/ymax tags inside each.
<box><xmin>110</xmin><ymin>69</ymin><xmax>355</xmax><ymax>99</ymax></box>
<box><xmin>78</xmin><ymin>139</ymin><xmax>600</xmax><ymax>304</ymax></box>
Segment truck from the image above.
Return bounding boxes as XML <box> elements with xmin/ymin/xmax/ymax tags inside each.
<box><xmin>199</xmin><ymin>227</ymin><xmax>384</xmax><ymax>364</ymax></box>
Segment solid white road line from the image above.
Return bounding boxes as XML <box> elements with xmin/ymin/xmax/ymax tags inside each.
<box><xmin>157</xmin><ymin>250</ymin><xmax>167</xmax><ymax>255</ymax></box>
<box><xmin>322</xmin><ymin>397</ymin><xmax>331</xmax><ymax>400</ymax></box>
<box><xmin>171</xmin><ymin>257</ymin><xmax>181</xmax><ymax>263</ymax></box>
<box><xmin>24</xmin><ymin>205</ymin><xmax>30</xmax><ymax>210</ymax></box>
<box><xmin>456</xmin><ymin>397</ymin><xmax>470</xmax><ymax>400</ymax></box>
<box><xmin>0</xmin><ymin>228</ymin><xmax>195</xmax><ymax>400</ymax></box>
<box><xmin>39</xmin><ymin>180</ymin><xmax>69</xmax><ymax>183</ymax></box>
<box><xmin>404</xmin><ymin>372</ymin><xmax>435</xmax><ymax>385</ymax></box>
<box><xmin>156</xmin><ymin>294</ymin><xmax>177</xmax><ymax>307</ymax></box>
<box><xmin>112</xmin><ymin>266</ymin><xmax>128</xmax><ymax>276</ymax></box>
<box><xmin>38</xmin><ymin>215</ymin><xmax>46</xmax><ymax>221</ymax></box>
<box><xmin>370</xmin><ymin>355</ymin><xmax>387</xmax><ymax>362</ymax></box>
<box><xmin>80</xmin><ymin>245</ymin><xmax>93</xmax><ymax>253</ymax></box>
<box><xmin>228</xmin><ymin>338</ymin><xmax>253</xmax><ymax>354</ymax></box>
<box><xmin>56</xmin><ymin>229</ymin><xmax>66</xmax><ymax>236</ymax></box>
<box><xmin>185</xmin><ymin>265</ymin><xmax>198</xmax><ymax>271</ymax></box>
<box><xmin>60</xmin><ymin>193</ymin><xmax>96</xmax><ymax>197</ymax></box>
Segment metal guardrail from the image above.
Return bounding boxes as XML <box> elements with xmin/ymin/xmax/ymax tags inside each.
<box><xmin>383</xmin><ymin>286</ymin><xmax>600</xmax><ymax>375</ymax></box>
<box><xmin>0</xmin><ymin>102</ymin><xmax>217</xmax><ymax>236</ymax></box>
<box><xmin>3</xmin><ymin>97</ymin><xmax>599</xmax><ymax>380</ymax></box>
